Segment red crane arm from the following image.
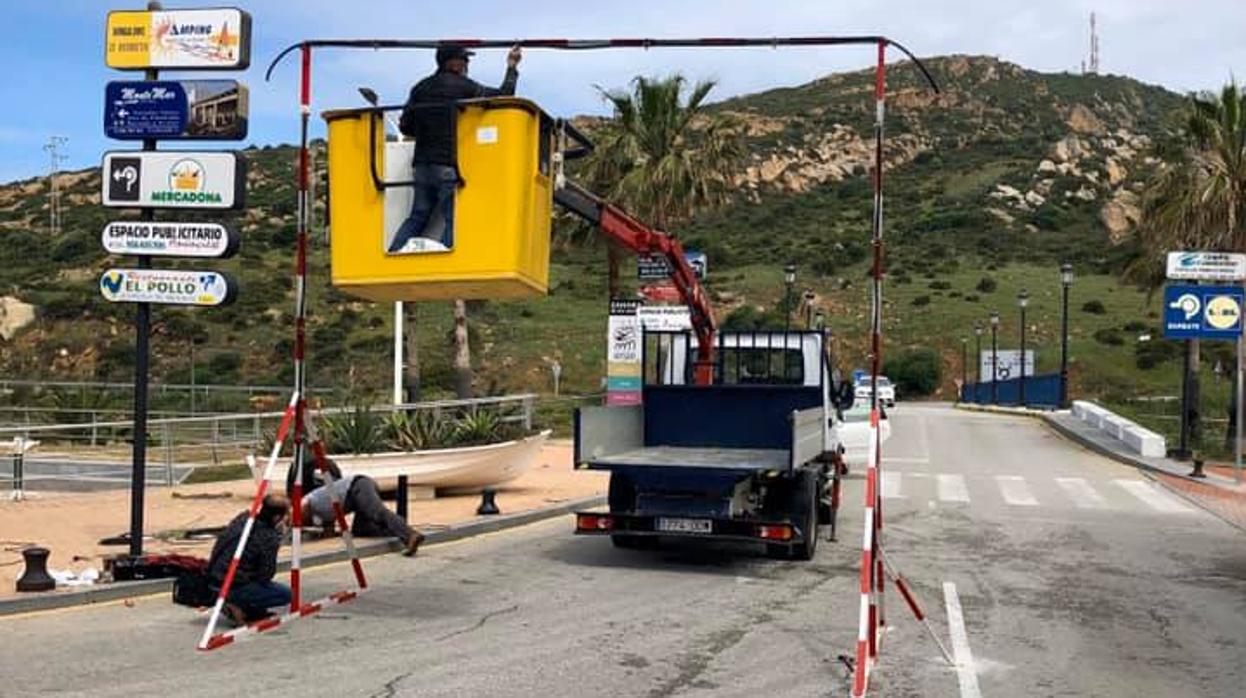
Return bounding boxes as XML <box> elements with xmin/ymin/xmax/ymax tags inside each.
<box><xmin>554</xmin><ymin>181</ymin><xmax>718</xmax><ymax>385</ymax></box>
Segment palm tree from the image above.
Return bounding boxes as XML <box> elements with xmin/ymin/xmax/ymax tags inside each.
<box><xmin>403</xmin><ymin>304</ymin><xmax>421</xmax><ymax>402</ymax></box>
<box><xmin>1129</xmin><ymin>83</ymin><xmax>1246</xmax><ymax>286</ymax></box>
<box><xmin>1128</xmin><ymin>82</ymin><xmax>1246</xmax><ymax>452</ymax></box>
<box><xmin>580</xmin><ymin>75</ymin><xmax>743</xmax><ymax>296</ymax></box>
<box><xmin>452</xmin><ymin>299</ymin><xmax>472</xmax><ymax>399</ymax></box>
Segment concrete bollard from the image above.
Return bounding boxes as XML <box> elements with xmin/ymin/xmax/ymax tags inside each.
<box><xmin>16</xmin><ymin>547</ymin><xmax>56</xmax><ymax>592</ymax></box>
<box><xmin>476</xmin><ymin>488</ymin><xmax>500</xmax><ymax>516</ymax></box>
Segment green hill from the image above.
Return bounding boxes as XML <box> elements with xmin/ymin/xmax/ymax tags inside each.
<box><xmin>0</xmin><ymin>55</ymin><xmax>1208</xmax><ymax>437</ymax></box>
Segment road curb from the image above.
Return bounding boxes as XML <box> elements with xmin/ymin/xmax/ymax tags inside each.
<box><xmin>954</xmin><ymin>403</ymin><xmax>1053</xmax><ymax>417</ymax></box>
<box><xmin>0</xmin><ymin>493</ymin><xmax>605</xmax><ymax>618</ymax></box>
<box><xmin>1040</xmin><ymin>415</ymin><xmax>1246</xmax><ymax>533</ymax></box>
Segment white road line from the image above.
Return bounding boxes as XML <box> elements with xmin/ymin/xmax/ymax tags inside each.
<box><xmin>881</xmin><ymin>471</ymin><xmax>905</xmax><ymax>498</ymax></box>
<box><xmin>943</xmin><ymin>582</ymin><xmax>983</xmax><ymax>698</ymax></box>
<box><xmin>937</xmin><ymin>474</ymin><xmax>971</xmax><ymax>503</ymax></box>
<box><xmin>1114</xmin><ymin>479</ymin><xmax>1196</xmax><ymax>514</ymax></box>
<box><xmin>1055</xmin><ymin>477</ymin><xmax>1107</xmax><ymax>509</ymax></box>
<box><xmin>918</xmin><ymin>415</ymin><xmax>932</xmax><ymax>462</ymax></box>
<box><xmin>994</xmin><ymin>476</ymin><xmax>1038</xmax><ymax>506</ymax></box>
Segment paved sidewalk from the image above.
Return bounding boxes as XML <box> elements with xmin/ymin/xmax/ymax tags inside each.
<box><xmin>1044</xmin><ymin>411</ymin><xmax>1246</xmax><ymax>531</ymax></box>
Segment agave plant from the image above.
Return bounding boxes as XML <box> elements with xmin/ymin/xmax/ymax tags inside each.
<box><xmin>384</xmin><ymin>410</ymin><xmax>456</xmax><ymax>451</ymax></box>
<box><xmin>450</xmin><ymin>409</ymin><xmax>505</xmax><ymax>447</ymax></box>
<box><xmin>321</xmin><ymin>405</ymin><xmax>385</xmax><ymax>455</ymax></box>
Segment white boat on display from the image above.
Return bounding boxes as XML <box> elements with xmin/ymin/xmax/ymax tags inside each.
<box><xmin>264</xmin><ymin>430</ymin><xmax>552</xmax><ymax>493</ymax></box>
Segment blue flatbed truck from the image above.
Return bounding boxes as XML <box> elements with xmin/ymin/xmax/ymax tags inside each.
<box><xmin>574</xmin><ymin>330</ymin><xmax>853</xmax><ymax>560</ymax></box>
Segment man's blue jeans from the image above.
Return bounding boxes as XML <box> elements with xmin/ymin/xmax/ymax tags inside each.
<box><xmin>389</xmin><ymin>163</ymin><xmax>457</xmax><ymax>252</ymax></box>
<box><xmin>224</xmin><ymin>580</ymin><xmax>291</xmax><ymax>619</ymax></box>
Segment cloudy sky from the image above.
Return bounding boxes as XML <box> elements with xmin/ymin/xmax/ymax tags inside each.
<box><xmin>1</xmin><ymin>0</ymin><xmax>1243</xmax><ymax>183</ymax></box>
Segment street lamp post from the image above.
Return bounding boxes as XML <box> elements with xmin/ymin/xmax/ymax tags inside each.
<box><xmin>960</xmin><ymin>337</ymin><xmax>968</xmax><ymax>403</ymax></box>
<box><xmin>971</xmin><ymin>324</ymin><xmax>981</xmax><ymax>386</ymax></box>
<box><xmin>1018</xmin><ymin>289</ymin><xmax>1029</xmax><ymax>408</ymax></box>
<box><xmin>990</xmin><ymin>311</ymin><xmax>1000</xmax><ymax>405</ymax></box>
<box><xmin>1060</xmin><ymin>263</ymin><xmax>1073</xmax><ymax>409</ymax></box>
<box><xmin>803</xmin><ymin>289</ymin><xmax>816</xmax><ymax>329</ymax></box>
<box><xmin>783</xmin><ymin>263</ymin><xmax>796</xmax><ymax>333</ymax></box>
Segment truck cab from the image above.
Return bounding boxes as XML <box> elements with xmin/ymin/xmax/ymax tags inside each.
<box><xmin>574</xmin><ymin>329</ymin><xmax>853</xmax><ymax>560</ymax></box>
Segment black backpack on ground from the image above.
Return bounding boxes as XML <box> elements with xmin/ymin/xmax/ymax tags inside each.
<box><xmin>172</xmin><ymin>572</ymin><xmax>218</xmax><ymax>608</ymax></box>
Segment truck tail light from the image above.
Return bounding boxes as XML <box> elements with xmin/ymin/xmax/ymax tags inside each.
<box><xmin>577</xmin><ymin>514</ymin><xmax>613</xmax><ymax>531</ymax></box>
<box><xmin>756</xmin><ymin>524</ymin><xmax>793</xmax><ymax>541</ymax></box>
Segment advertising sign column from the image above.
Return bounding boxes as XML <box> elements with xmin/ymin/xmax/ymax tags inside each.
<box><xmin>607</xmin><ymin>299</ymin><xmax>643</xmax><ymax>406</ymax></box>
<box><xmin>103</xmin><ymin>3</ymin><xmax>252</xmax><ymax>558</ymax></box>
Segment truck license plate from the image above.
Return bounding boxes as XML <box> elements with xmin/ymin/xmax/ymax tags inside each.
<box><xmin>656</xmin><ymin>517</ymin><xmax>712</xmax><ymax>534</ymax></box>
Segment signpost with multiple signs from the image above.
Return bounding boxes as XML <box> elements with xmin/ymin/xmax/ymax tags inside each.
<box><xmin>103</xmin><ymin>4</ymin><xmax>251</xmax><ymax>559</ymax></box>
<box><xmin>1164</xmin><ymin>250</ymin><xmax>1246</xmax><ymax>480</ymax></box>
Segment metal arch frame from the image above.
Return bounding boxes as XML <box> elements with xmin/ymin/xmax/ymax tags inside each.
<box><xmin>263</xmin><ymin>36</ymin><xmax>938</xmax><ymax>693</ymax></box>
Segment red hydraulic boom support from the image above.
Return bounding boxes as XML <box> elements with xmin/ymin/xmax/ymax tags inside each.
<box><xmin>553</xmin><ymin>179</ymin><xmax>717</xmax><ymax>385</ymax></box>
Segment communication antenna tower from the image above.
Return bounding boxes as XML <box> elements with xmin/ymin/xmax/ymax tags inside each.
<box><xmin>43</xmin><ymin>136</ymin><xmax>68</xmax><ymax>235</ymax></box>
<box><xmin>1085</xmin><ymin>12</ymin><xmax>1100</xmax><ymax>75</ymax></box>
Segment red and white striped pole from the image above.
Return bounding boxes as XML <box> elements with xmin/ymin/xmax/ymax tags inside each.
<box><xmin>198</xmin><ymin>393</ymin><xmax>299</xmax><ymax>650</ymax></box>
<box><xmin>852</xmin><ymin>39</ymin><xmax>889</xmax><ymax>698</ymax></box>
<box><xmin>852</xmin><ymin>409</ymin><xmax>882</xmax><ymax>696</ymax></box>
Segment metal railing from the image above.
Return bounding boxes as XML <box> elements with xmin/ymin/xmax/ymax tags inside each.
<box><xmin>0</xmin><ymin>394</ymin><xmax>541</xmax><ymax>491</ymax></box>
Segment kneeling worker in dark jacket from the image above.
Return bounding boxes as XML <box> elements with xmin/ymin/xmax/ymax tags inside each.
<box><xmin>289</xmin><ymin>454</ymin><xmax>425</xmax><ymax>557</ymax></box>
<box><xmin>207</xmin><ymin>494</ymin><xmax>292</xmax><ymax>624</ymax></box>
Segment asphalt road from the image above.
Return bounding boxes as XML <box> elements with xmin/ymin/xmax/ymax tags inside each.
<box><xmin>2</xmin><ymin>404</ymin><xmax>1243</xmax><ymax>697</ymax></box>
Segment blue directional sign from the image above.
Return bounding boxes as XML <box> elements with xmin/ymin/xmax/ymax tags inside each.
<box><xmin>1163</xmin><ymin>284</ymin><xmax>1245</xmax><ymax>340</ymax></box>
<box><xmin>104</xmin><ymin>80</ymin><xmax>248</xmax><ymax>140</ymax></box>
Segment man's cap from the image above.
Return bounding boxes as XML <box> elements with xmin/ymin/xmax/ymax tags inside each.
<box><xmin>436</xmin><ymin>46</ymin><xmax>476</xmax><ymax>65</ymax></box>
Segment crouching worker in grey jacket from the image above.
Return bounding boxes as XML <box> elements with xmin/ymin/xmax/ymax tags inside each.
<box><xmin>287</xmin><ymin>453</ymin><xmax>425</xmax><ymax>557</ymax></box>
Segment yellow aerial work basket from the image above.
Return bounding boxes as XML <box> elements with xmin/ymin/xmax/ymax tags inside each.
<box><xmin>323</xmin><ymin>97</ymin><xmax>553</xmax><ymax>301</ymax></box>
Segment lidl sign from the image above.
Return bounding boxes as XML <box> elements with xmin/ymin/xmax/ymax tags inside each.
<box><xmin>99</xmin><ymin>268</ymin><xmax>236</xmax><ymax>307</ymax></box>
<box><xmin>105</xmin><ymin>8</ymin><xmax>252</xmax><ymax>70</ymax></box>
<box><xmin>1163</xmin><ymin>284</ymin><xmax>1244</xmax><ymax>340</ymax></box>
<box><xmin>101</xmin><ymin>151</ymin><xmax>246</xmax><ymax>209</ymax></box>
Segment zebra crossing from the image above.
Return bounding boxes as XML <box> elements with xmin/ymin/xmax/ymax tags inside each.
<box><xmin>878</xmin><ymin>470</ymin><xmax>1198</xmax><ymax>515</ymax></box>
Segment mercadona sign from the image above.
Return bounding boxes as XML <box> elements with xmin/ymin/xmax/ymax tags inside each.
<box><xmin>99</xmin><ymin>268</ymin><xmax>236</xmax><ymax>306</ymax></box>
<box><xmin>101</xmin><ymin>221</ymin><xmax>239</xmax><ymax>258</ymax></box>
<box><xmin>101</xmin><ymin>151</ymin><xmax>246</xmax><ymax>209</ymax></box>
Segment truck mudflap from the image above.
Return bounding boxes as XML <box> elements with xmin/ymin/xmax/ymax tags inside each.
<box><xmin>574</xmin><ymin>510</ymin><xmax>810</xmax><ymax>544</ymax></box>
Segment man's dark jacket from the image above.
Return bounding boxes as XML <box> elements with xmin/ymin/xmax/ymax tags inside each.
<box><xmin>207</xmin><ymin>512</ymin><xmax>281</xmax><ymax>586</ymax></box>
<box><xmin>398</xmin><ymin>67</ymin><xmax>518</xmax><ymax>166</ymax></box>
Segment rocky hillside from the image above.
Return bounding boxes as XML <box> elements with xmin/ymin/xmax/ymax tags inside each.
<box><xmin>0</xmin><ymin>55</ymin><xmax>1190</xmax><ymax>398</ymax></box>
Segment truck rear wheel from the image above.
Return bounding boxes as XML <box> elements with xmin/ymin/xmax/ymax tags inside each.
<box><xmin>766</xmin><ymin>469</ymin><xmax>819</xmax><ymax>561</ymax></box>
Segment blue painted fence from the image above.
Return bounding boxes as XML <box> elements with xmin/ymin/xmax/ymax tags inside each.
<box><xmin>960</xmin><ymin>372</ymin><xmax>1063</xmax><ymax>409</ymax></box>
